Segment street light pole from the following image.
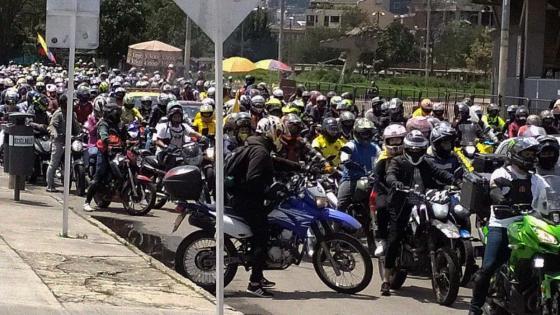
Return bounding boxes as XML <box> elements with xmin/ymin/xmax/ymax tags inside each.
<box><xmin>278</xmin><ymin>0</ymin><xmax>285</xmax><ymax>62</ymax></box>
<box><xmin>497</xmin><ymin>0</ymin><xmax>510</xmax><ymax>107</ymax></box>
<box><xmin>425</xmin><ymin>0</ymin><xmax>431</xmax><ymax>83</ymax></box>
<box><xmin>184</xmin><ymin>16</ymin><xmax>191</xmax><ymax>73</ymax></box>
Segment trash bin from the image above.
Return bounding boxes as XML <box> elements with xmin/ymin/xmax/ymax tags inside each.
<box><xmin>7</xmin><ymin>113</ymin><xmax>35</xmax><ymax>176</ymax></box>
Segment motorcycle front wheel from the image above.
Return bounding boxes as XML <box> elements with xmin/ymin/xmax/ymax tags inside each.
<box><xmin>455</xmin><ymin>239</ymin><xmax>476</xmax><ymax>286</ymax></box>
<box><xmin>174</xmin><ymin>230</ymin><xmax>239</xmax><ymax>291</ymax></box>
<box><xmin>431</xmin><ymin>247</ymin><xmax>460</xmax><ymax>306</ymax></box>
<box><xmin>312</xmin><ymin>232</ymin><xmax>373</xmax><ymax>294</ymax></box>
<box><xmin>122</xmin><ymin>181</ymin><xmax>156</xmax><ymax>216</ymax></box>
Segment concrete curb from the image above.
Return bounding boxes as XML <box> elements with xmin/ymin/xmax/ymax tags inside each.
<box><xmin>48</xmin><ymin>194</ymin><xmax>242</xmax><ymax>315</ymax></box>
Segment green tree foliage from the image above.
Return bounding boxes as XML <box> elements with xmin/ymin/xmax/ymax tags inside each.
<box><xmin>341</xmin><ymin>6</ymin><xmax>369</xmax><ymax>30</ymax></box>
<box><xmin>289</xmin><ymin>28</ymin><xmax>344</xmax><ymax>64</ymax></box>
<box><xmin>225</xmin><ymin>7</ymin><xmax>277</xmax><ymax>60</ymax></box>
<box><xmin>99</xmin><ymin>0</ymin><xmax>146</xmax><ymax>66</ymax></box>
<box><xmin>466</xmin><ymin>27</ymin><xmax>492</xmax><ymax>73</ymax></box>
<box><xmin>432</xmin><ymin>21</ymin><xmax>480</xmax><ymax>70</ymax></box>
<box><xmin>376</xmin><ymin>22</ymin><xmax>416</xmax><ymax>68</ymax></box>
<box><xmin>0</xmin><ymin>0</ymin><xmax>46</xmax><ymax>64</ymax></box>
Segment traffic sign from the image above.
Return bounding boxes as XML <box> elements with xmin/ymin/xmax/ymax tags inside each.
<box><xmin>46</xmin><ymin>0</ymin><xmax>100</xmax><ymax>49</ymax></box>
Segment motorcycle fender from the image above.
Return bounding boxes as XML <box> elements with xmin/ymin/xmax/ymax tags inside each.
<box><xmin>542</xmin><ymin>273</ymin><xmax>560</xmax><ymax>299</ymax></box>
<box><xmin>320</xmin><ymin>208</ymin><xmax>362</xmax><ymax>232</ymax></box>
<box><xmin>136</xmin><ymin>174</ymin><xmax>152</xmax><ymax>183</ymax></box>
<box><xmin>431</xmin><ymin>219</ymin><xmax>461</xmax><ymax>239</ymax></box>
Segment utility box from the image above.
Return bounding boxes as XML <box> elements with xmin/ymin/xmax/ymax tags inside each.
<box><xmin>6</xmin><ymin>113</ymin><xmax>35</xmax><ymax>176</ymax></box>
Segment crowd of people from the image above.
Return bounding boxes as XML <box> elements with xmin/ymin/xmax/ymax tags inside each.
<box><xmin>1</xmin><ymin>60</ymin><xmax>560</xmax><ymax>311</ymax></box>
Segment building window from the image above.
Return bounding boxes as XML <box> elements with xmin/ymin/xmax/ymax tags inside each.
<box><xmin>324</xmin><ymin>15</ymin><xmax>330</xmax><ymax>27</ymax></box>
<box><xmin>330</xmin><ymin>16</ymin><xmax>340</xmax><ymax>24</ymax></box>
<box><xmin>306</xmin><ymin>15</ymin><xmax>315</xmax><ymax>26</ymax></box>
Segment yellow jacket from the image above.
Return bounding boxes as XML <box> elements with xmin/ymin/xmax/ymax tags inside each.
<box><xmin>121</xmin><ymin>107</ymin><xmax>143</xmax><ymax>125</ymax></box>
<box><xmin>311</xmin><ymin>135</ymin><xmax>346</xmax><ymax>167</ymax></box>
<box><xmin>192</xmin><ymin>114</ymin><xmax>216</xmax><ymax>136</ymax></box>
<box><xmin>412</xmin><ymin>107</ymin><xmax>429</xmax><ymax>117</ymax></box>
<box><xmin>454</xmin><ymin>147</ymin><xmax>474</xmax><ymax>173</ymax></box>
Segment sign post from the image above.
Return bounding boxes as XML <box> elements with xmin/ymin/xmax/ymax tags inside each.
<box><xmin>173</xmin><ymin>1</ymin><xmax>258</xmax><ymax>313</ymax></box>
<box><xmin>46</xmin><ymin>0</ymin><xmax>100</xmax><ymax>237</ymax></box>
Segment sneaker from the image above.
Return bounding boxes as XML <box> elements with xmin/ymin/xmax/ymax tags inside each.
<box><xmin>261</xmin><ymin>277</ymin><xmax>276</xmax><ymax>288</ymax></box>
<box><xmin>46</xmin><ymin>187</ymin><xmax>60</xmax><ymax>193</ymax></box>
<box><xmin>83</xmin><ymin>203</ymin><xmax>95</xmax><ymax>212</ymax></box>
<box><xmin>374</xmin><ymin>239</ymin><xmax>386</xmax><ymax>257</ymax></box>
<box><xmin>380</xmin><ymin>282</ymin><xmax>391</xmax><ymax>296</ymax></box>
<box><xmin>246</xmin><ymin>283</ymin><xmax>273</xmax><ymax>298</ymax></box>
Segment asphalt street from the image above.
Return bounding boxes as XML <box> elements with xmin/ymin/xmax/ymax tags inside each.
<box><xmin>47</xmin><ymin>186</ymin><xmax>473</xmax><ymax>315</ymax></box>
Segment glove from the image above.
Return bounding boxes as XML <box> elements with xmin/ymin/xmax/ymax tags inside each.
<box><xmin>323</xmin><ymin>163</ymin><xmax>333</xmax><ymax>174</ymax></box>
<box><xmin>391</xmin><ymin>181</ymin><xmax>404</xmax><ymax>190</ymax></box>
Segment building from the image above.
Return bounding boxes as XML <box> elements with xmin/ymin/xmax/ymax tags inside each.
<box><xmin>306</xmin><ymin>0</ymin><xmax>395</xmax><ymax>29</ymax></box>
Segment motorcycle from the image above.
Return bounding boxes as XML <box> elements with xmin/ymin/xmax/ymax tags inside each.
<box><xmin>483</xmin><ymin>176</ymin><xmax>560</xmax><ymax>314</ymax></box>
<box><xmin>31</xmin><ymin>134</ymin><xmax>52</xmax><ymax>182</ymax></box>
<box><xmin>379</xmin><ymin>185</ymin><xmax>462</xmax><ymax>306</ymax></box>
<box><xmin>167</xmin><ymin>165</ymin><xmax>374</xmax><ymax>294</ymax></box>
<box><xmin>69</xmin><ymin>133</ymin><xmax>87</xmax><ymax>196</ymax></box>
<box><xmin>93</xmin><ymin>146</ymin><xmax>156</xmax><ymax>215</ymax></box>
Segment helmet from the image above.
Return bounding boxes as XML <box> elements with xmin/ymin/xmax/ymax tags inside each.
<box><xmin>488</xmin><ymin>103</ymin><xmax>500</xmax><ymax>115</ymax></box>
<box><xmin>336</xmin><ymin>99</ymin><xmax>352</xmax><ymax>111</ymax></box>
<box><xmin>162</xmin><ymin>84</ymin><xmax>172</xmax><ymax>94</ymax></box>
<box><xmin>371</xmin><ymin>97</ymin><xmax>384</xmax><ymax>116</ymax></box>
<box><xmin>383</xmin><ymin>124</ymin><xmax>407</xmax><ymax>156</ymax></box>
<box><xmin>282</xmin><ymin>113</ymin><xmax>304</xmax><ymax>138</ymax></box>
<box><xmin>526</xmin><ymin>114</ymin><xmax>541</xmax><ymax>126</ymax></box>
<box><xmin>507</xmin><ymin>104</ymin><xmax>519</xmax><ymax>115</ymax></box>
<box><xmin>302</xmin><ymin>91</ymin><xmax>311</xmax><ymax>100</ymax></box>
<box><xmin>341</xmin><ymin>92</ymin><xmax>353</xmax><ymax>100</ymax></box>
<box><xmin>199</xmin><ymin>104</ymin><xmax>214</xmax><ymax>119</ymax></box>
<box><xmin>256</xmin><ymin>116</ymin><xmax>284</xmax><ymax>151</ymax></box>
<box><xmin>420</xmin><ymin>98</ymin><xmax>433</xmax><ymax>112</ymax></box>
<box><xmin>541</xmin><ymin>110</ymin><xmax>555</xmax><ymax>127</ymax></box>
<box><xmin>35</xmin><ymin>81</ymin><xmax>46</xmax><ymax>94</ymax></box>
<box><xmin>433</xmin><ymin>102</ymin><xmax>445</xmax><ymax>117</ymax></box>
<box><xmin>266</xmin><ymin>98</ymin><xmax>282</xmax><ymax>116</ymax></box>
<box><xmin>103</xmin><ymin>103</ymin><xmax>122</xmax><ymax>125</ymax></box>
<box><xmin>506</xmin><ymin>137</ymin><xmax>540</xmax><ymax>170</ymax></box>
<box><xmin>406</xmin><ymin>116</ymin><xmax>433</xmax><ymax>138</ymax></box>
<box><xmin>114</xmin><ymin>87</ymin><xmax>126</xmax><ymax>100</ymax></box>
<box><xmin>245</xmin><ymin>75</ymin><xmax>255</xmax><ymax>86</ymax></box>
<box><xmin>430</xmin><ymin>122</ymin><xmax>456</xmax><ymax>156</ymax></box>
<box><xmin>93</xmin><ymin>96</ymin><xmax>107</xmax><ymax>117</ymax></box>
<box><xmin>404</xmin><ymin>130</ymin><xmax>429</xmax><ymax>166</ymax></box>
<box><xmin>251</xmin><ymin>95</ymin><xmax>265</xmax><ymax>113</ymax></box>
<box><xmin>316</xmin><ymin>95</ymin><xmax>327</xmax><ymax>105</ymax></box>
<box><xmin>353</xmin><ymin>118</ymin><xmax>376</xmax><ymax>144</ymax></box>
<box><xmin>207</xmin><ymin>87</ymin><xmax>216</xmax><ymax>98</ymax></box>
<box><xmin>31</xmin><ymin>92</ymin><xmax>49</xmax><ymax>112</ymax></box>
<box><xmin>234</xmin><ymin>112</ymin><xmax>252</xmax><ymax>129</ymax></box>
<box><xmin>166</xmin><ymin>100</ymin><xmax>183</xmax><ymax>120</ymax></box>
<box><xmin>202</xmin><ymin>98</ymin><xmax>215</xmax><ymax>108</ymax></box>
<box><xmin>537</xmin><ymin>135</ymin><xmax>560</xmax><ymax>170</ymax></box>
<box><xmin>389</xmin><ymin>98</ymin><xmax>403</xmax><ymax>109</ymax></box>
<box><xmin>158</xmin><ymin>93</ymin><xmax>172</xmax><ymax>107</ymax></box>
<box><xmin>99</xmin><ymin>81</ymin><xmax>109</xmax><ymax>93</ymax></box>
<box><xmin>389</xmin><ymin>98</ymin><xmax>404</xmax><ymax>120</ymax></box>
<box><xmin>472</xmin><ymin>105</ymin><xmax>483</xmax><ymax>117</ymax></box>
<box><xmin>123</xmin><ymin>95</ymin><xmax>135</xmax><ymax>109</ymax></box>
<box><xmin>339</xmin><ymin>111</ymin><xmax>356</xmax><ymax>130</ymax></box>
<box><xmin>140</xmin><ymin>95</ymin><xmax>152</xmax><ymax>108</ymax></box>
<box><xmin>515</xmin><ymin>107</ymin><xmax>529</xmax><ymax>123</ymax></box>
<box><xmin>326</xmin><ymin>91</ymin><xmax>337</xmax><ymax>99</ymax></box>
<box><xmin>455</xmin><ymin>102</ymin><xmax>470</xmax><ymax>121</ymax></box>
<box><xmin>239</xmin><ymin>95</ymin><xmax>251</xmax><ymax>108</ymax></box>
<box><xmin>330</xmin><ymin>96</ymin><xmax>342</xmax><ymax>108</ymax></box>
<box><xmin>273</xmin><ymin>88</ymin><xmax>284</xmax><ymax>99</ymax></box>
<box><xmin>46</xmin><ymin>83</ymin><xmax>56</xmax><ymax>93</ymax></box>
<box><xmin>322</xmin><ymin>117</ymin><xmax>341</xmax><ymax>139</ymax></box>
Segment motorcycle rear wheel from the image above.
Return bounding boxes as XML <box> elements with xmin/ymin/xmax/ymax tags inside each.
<box><xmin>456</xmin><ymin>239</ymin><xmax>476</xmax><ymax>286</ymax></box>
<box><xmin>122</xmin><ymin>181</ymin><xmax>156</xmax><ymax>216</ymax></box>
<box><xmin>431</xmin><ymin>247</ymin><xmax>460</xmax><ymax>306</ymax></box>
<box><xmin>313</xmin><ymin>232</ymin><xmax>373</xmax><ymax>294</ymax></box>
<box><xmin>174</xmin><ymin>230</ymin><xmax>238</xmax><ymax>291</ymax></box>
<box><xmin>74</xmin><ymin>165</ymin><xmax>87</xmax><ymax>197</ymax></box>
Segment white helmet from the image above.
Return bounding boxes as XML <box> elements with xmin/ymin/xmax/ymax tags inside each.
<box><xmin>202</xmin><ymin>98</ymin><xmax>215</xmax><ymax>108</ymax></box>
<box><xmin>256</xmin><ymin>116</ymin><xmax>285</xmax><ymax>152</ymax></box>
<box><xmin>207</xmin><ymin>86</ymin><xmax>216</xmax><ymax>97</ymax></box>
<box><xmin>273</xmin><ymin>88</ymin><xmax>284</xmax><ymax>98</ymax></box>
<box><xmin>383</xmin><ymin>124</ymin><xmax>407</xmax><ymax>156</ymax></box>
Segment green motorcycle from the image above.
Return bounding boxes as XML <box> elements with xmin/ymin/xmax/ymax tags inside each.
<box><xmin>485</xmin><ymin>175</ymin><xmax>560</xmax><ymax>315</ymax></box>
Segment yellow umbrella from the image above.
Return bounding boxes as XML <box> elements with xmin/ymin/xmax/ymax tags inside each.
<box><xmin>223</xmin><ymin>57</ymin><xmax>256</xmax><ymax>73</ymax></box>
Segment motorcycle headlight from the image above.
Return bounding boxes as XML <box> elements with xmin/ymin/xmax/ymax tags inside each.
<box><xmin>534</xmin><ymin>256</ymin><xmax>545</xmax><ymax>268</ymax></box>
<box><xmin>128</xmin><ymin>131</ymin><xmax>139</xmax><ymax>138</ymax></box>
<box><xmin>431</xmin><ymin>202</ymin><xmax>449</xmax><ymax>220</ymax></box>
<box><xmin>453</xmin><ymin>204</ymin><xmax>470</xmax><ymax>218</ymax></box>
<box><xmin>315</xmin><ymin>196</ymin><xmax>328</xmax><ymax>209</ymax></box>
<box><xmin>465</xmin><ymin>146</ymin><xmax>476</xmax><ymax>157</ymax></box>
<box><xmin>206</xmin><ymin>148</ymin><xmax>215</xmax><ymax>160</ymax></box>
<box><xmin>71</xmin><ymin>140</ymin><xmax>83</xmax><ymax>152</ymax></box>
<box><xmin>533</xmin><ymin>227</ymin><xmax>558</xmax><ymax>245</ymax></box>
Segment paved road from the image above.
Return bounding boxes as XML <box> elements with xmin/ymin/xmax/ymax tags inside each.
<box><xmin>39</xmin><ymin>185</ymin><xmax>473</xmax><ymax>315</ymax></box>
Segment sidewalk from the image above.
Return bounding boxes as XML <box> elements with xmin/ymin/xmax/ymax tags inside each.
<box><xmin>0</xmin><ymin>175</ymin><xmax>239</xmax><ymax>315</ymax></box>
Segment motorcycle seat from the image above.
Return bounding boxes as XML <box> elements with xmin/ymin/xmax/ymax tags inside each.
<box><xmin>203</xmin><ymin>204</ymin><xmax>247</xmax><ymax>222</ymax></box>
<box><xmin>137</xmin><ymin>149</ymin><xmax>152</xmax><ymax>157</ymax></box>
<box><xmin>144</xmin><ymin>156</ymin><xmax>160</xmax><ymax>168</ymax></box>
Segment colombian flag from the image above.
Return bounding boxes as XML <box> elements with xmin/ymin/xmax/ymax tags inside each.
<box><xmin>37</xmin><ymin>33</ymin><xmax>57</xmax><ymax>64</ymax></box>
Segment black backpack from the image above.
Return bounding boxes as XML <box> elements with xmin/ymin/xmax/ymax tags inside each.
<box><xmin>224</xmin><ymin>144</ymin><xmax>251</xmax><ymax>188</ymax></box>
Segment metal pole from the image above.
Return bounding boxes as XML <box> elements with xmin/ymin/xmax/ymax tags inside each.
<box><xmin>425</xmin><ymin>0</ymin><xmax>431</xmax><ymax>84</ymax></box>
<box><xmin>62</xmin><ymin>0</ymin><xmax>77</xmax><ymax>237</ymax></box>
<box><xmin>278</xmin><ymin>0</ymin><xmax>285</xmax><ymax>62</ymax></box>
<box><xmin>498</xmin><ymin>0</ymin><xmax>510</xmax><ymax>107</ymax></box>
<box><xmin>214</xmin><ymin>0</ymin><xmax>225</xmax><ymax>313</ymax></box>
<box><xmin>241</xmin><ymin>23</ymin><xmax>245</xmax><ymax>57</ymax></box>
<box><xmin>184</xmin><ymin>16</ymin><xmax>191</xmax><ymax>73</ymax></box>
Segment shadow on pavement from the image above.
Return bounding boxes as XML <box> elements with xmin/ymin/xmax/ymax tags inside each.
<box><xmin>391</xmin><ymin>285</ymin><xmax>471</xmax><ymax>310</ymax></box>
<box><xmin>226</xmin><ymin>290</ymin><xmax>376</xmax><ymax>301</ymax></box>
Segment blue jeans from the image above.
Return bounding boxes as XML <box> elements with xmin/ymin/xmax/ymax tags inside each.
<box><xmin>469</xmin><ymin>226</ymin><xmax>510</xmax><ymax>314</ymax></box>
<box><xmin>85</xmin><ymin>152</ymin><xmax>109</xmax><ymax>204</ymax></box>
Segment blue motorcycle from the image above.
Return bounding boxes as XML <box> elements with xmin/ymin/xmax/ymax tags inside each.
<box><xmin>166</xmin><ymin>165</ymin><xmax>374</xmax><ymax>294</ymax></box>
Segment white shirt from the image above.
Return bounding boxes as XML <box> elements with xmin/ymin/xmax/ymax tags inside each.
<box><xmin>488</xmin><ymin>165</ymin><xmax>542</xmax><ymax>228</ymax></box>
<box><xmin>155</xmin><ymin>122</ymin><xmax>195</xmax><ymax>154</ymax></box>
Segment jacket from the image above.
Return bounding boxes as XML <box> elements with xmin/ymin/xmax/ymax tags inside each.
<box><xmin>47</xmin><ymin>108</ymin><xmax>81</xmax><ymax>143</ymax></box>
<box><xmin>311</xmin><ymin>134</ymin><xmax>346</xmax><ymax>167</ymax></box>
<box><xmin>386</xmin><ymin>155</ymin><xmax>455</xmax><ymax>191</ymax></box>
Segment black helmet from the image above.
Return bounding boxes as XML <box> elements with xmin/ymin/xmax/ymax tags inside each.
<box><xmin>507</xmin><ymin>105</ymin><xmax>519</xmax><ymax>115</ymax></box>
<box><xmin>506</xmin><ymin>137</ymin><xmax>540</xmax><ymax>170</ymax></box>
<box><xmin>455</xmin><ymin>102</ymin><xmax>470</xmax><ymax>121</ymax></box>
<box><xmin>103</xmin><ymin>103</ymin><xmax>122</xmax><ymax>124</ymax></box>
<box><xmin>537</xmin><ymin>135</ymin><xmax>560</xmax><ymax>170</ymax></box>
<box><xmin>353</xmin><ymin>118</ymin><xmax>376</xmax><ymax>144</ymax></box>
<box><xmin>339</xmin><ymin>111</ymin><xmax>356</xmax><ymax>130</ymax></box>
<box><xmin>541</xmin><ymin>110</ymin><xmax>555</xmax><ymax>127</ymax></box>
<box><xmin>430</xmin><ymin>122</ymin><xmax>456</xmax><ymax>156</ymax></box>
<box><xmin>389</xmin><ymin>98</ymin><xmax>404</xmax><ymax>120</ymax></box>
<box><xmin>245</xmin><ymin>75</ymin><xmax>255</xmax><ymax>86</ymax></box>
<box><xmin>404</xmin><ymin>130</ymin><xmax>429</xmax><ymax>166</ymax></box>
<box><xmin>515</xmin><ymin>106</ymin><xmax>529</xmax><ymax>124</ymax></box>
<box><xmin>326</xmin><ymin>91</ymin><xmax>336</xmax><ymax>99</ymax></box>
<box><xmin>31</xmin><ymin>92</ymin><xmax>49</xmax><ymax>112</ymax></box>
<box><xmin>322</xmin><ymin>117</ymin><xmax>341</xmax><ymax>140</ymax></box>
<box><xmin>234</xmin><ymin>112</ymin><xmax>251</xmax><ymax>129</ymax></box>
<box><xmin>283</xmin><ymin>113</ymin><xmax>304</xmax><ymax>137</ymax></box>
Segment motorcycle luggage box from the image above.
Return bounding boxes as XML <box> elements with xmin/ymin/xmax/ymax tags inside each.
<box><xmin>163</xmin><ymin>165</ymin><xmax>203</xmax><ymax>200</ymax></box>
<box><xmin>472</xmin><ymin>154</ymin><xmax>505</xmax><ymax>173</ymax></box>
<box><xmin>460</xmin><ymin>172</ymin><xmax>491</xmax><ymax>220</ymax></box>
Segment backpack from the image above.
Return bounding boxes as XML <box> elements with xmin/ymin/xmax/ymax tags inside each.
<box><xmin>224</xmin><ymin>144</ymin><xmax>251</xmax><ymax>188</ymax></box>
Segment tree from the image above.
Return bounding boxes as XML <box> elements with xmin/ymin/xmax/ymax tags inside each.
<box><xmin>376</xmin><ymin>22</ymin><xmax>416</xmax><ymax>68</ymax></box>
<box><xmin>432</xmin><ymin>21</ymin><xmax>480</xmax><ymax>70</ymax></box>
<box><xmin>99</xmin><ymin>0</ymin><xmax>146</xmax><ymax>66</ymax></box>
<box><xmin>341</xmin><ymin>6</ymin><xmax>369</xmax><ymax>30</ymax></box>
<box><xmin>466</xmin><ymin>28</ymin><xmax>492</xmax><ymax>74</ymax></box>
<box><xmin>289</xmin><ymin>28</ymin><xmax>344</xmax><ymax>64</ymax></box>
<box><xmin>224</xmin><ymin>7</ymin><xmax>277</xmax><ymax>60</ymax></box>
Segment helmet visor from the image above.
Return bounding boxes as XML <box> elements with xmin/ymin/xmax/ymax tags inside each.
<box><xmin>386</xmin><ymin>137</ymin><xmax>403</xmax><ymax>146</ymax></box>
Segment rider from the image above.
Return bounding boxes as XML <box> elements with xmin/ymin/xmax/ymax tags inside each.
<box><xmin>337</xmin><ymin>118</ymin><xmax>381</xmax><ymax>212</ymax></box>
<box><xmin>192</xmin><ymin>103</ymin><xmax>216</xmax><ymax>137</ymax></box>
<box><xmin>250</xmin><ymin>95</ymin><xmax>267</xmax><ymax>129</ymax></box>
<box><xmin>482</xmin><ymin>103</ymin><xmax>505</xmax><ymax>136</ymax></box>
<box><xmin>265</xmin><ymin>98</ymin><xmax>283</xmax><ymax>118</ymax></box>
<box><xmin>504</xmin><ymin>105</ymin><xmax>519</xmax><ymax>137</ymax></box>
<box><xmin>412</xmin><ymin>98</ymin><xmax>433</xmax><ymax>117</ymax></box>
<box><xmin>27</xmin><ymin>92</ymin><xmax>50</xmax><ymax>135</ymax></box>
<box><xmin>228</xmin><ymin>116</ymin><xmax>285</xmax><ymax>297</ymax></box>
<box><xmin>312</xmin><ymin>117</ymin><xmax>347</xmax><ymax>167</ymax></box>
<box><xmin>339</xmin><ymin>111</ymin><xmax>356</xmax><ymax>141</ymax></box>
<box><xmin>508</xmin><ymin>106</ymin><xmax>529</xmax><ymax>138</ymax></box>
<box><xmin>388</xmin><ymin>98</ymin><xmax>407</xmax><ymax>125</ymax></box>
<box><xmin>155</xmin><ymin>101</ymin><xmax>201</xmax><ymax>154</ymax></box>
<box><xmin>308</xmin><ymin>94</ymin><xmax>328</xmax><ymax>123</ymax></box>
<box><xmin>139</xmin><ymin>95</ymin><xmax>153</xmax><ymax>118</ymax></box>
<box><xmin>541</xmin><ymin>110</ymin><xmax>559</xmax><ymax>134</ymax></box>
<box><xmin>148</xmin><ymin>93</ymin><xmax>172</xmax><ymax>128</ymax></box>
<box><xmin>426</xmin><ymin>122</ymin><xmax>461</xmax><ymax>175</ymax></box>
<box><xmin>83</xmin><ymin>103</ymin><xmax>125</xmax><ymax>211</ymax></box>
<box><xmin>432</xmin><ymin>102</ymin><xmax>446</xmax><ymax>121</ymax></box>
<box><xmin>224</xmin><ymin>112</ymin><xmax>252</xmax><ymax>154</ymax></box>
<box><xmin>374</xmin><ymin>124</ymin><xmax>407</xmax><ymax>257</ymax></box>
<box><xmin>469</xmin><ymin>137</ymin><xmax>541</xmax><ymax>315</ymax></box>
<box><xmin>74</xmin><ymin>85</ymin><xmax>93</xmax><ymax>124</ymax></box>
<box><xmin>536</xmin><ymin>136</ymin><xmax>560</xmax><ymax>176</ymax></box>
<box><xmin>121</xmin><ymin>95</ymin><xmax>144</xmax><ymax>125</ymax></box>
<box><xmin>280</xmin><ymin>113</ymin><xmax>327</xmax><ymax>166</ymax></box>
